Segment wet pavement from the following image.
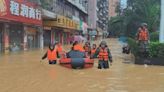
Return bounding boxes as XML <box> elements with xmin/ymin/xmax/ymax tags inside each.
<box><xmin>0</xmin><ymin>39</ymin><xmax>164</xmax><ymax>92</ymax></box>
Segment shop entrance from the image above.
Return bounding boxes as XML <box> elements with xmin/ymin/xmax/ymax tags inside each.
<box><xmin>9</xmin><ymin>24</ymin><xmax>24</xmax><ymax>52</ymax></box>
<box><xmin>26</xmin><ymin>27</ymin><xmax>39</xmax><ymax>49</ymax></box>
<box><xmin>0</xmin><ymin>24</ymin><xmax>3</xmax><ymax>53</ymax></box>
<box><xmin>43</xmin><ymin>30</ymin><xmax>51</xmax><ymax>47</ymax></box>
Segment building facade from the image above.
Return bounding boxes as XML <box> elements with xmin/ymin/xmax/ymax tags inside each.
<box><xmin>0</xmin><ymin>0</ymin><xmax>42</xmax><ymax>54</ymax></box>
<box><xmin>0</xmin><ymin>0</ymin><xmax>89</xmax><ymax>54</ymax></box>
<box><xmin>97</xmin><ymin>0</ymin><xmax>109</xmax><ymax>38</ymax></box>
<box><xmin>109</xmin><ymin>0</ymin><xmax>119</xmax><ymax>18</ymax></box>
<box><xmin>41</xmin><ymin>0</ymin><xmax>88</xmax><ymax>46</ymax></box>
<box><xmin>87</xmin><ymin>0</ymin><xmax>98</xmax><ymax>40</ymax></box>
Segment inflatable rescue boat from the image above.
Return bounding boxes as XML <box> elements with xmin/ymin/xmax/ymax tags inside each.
<box><xmin>59</xmin><ymin>58</ymin><xmax>94</xmax><ymax>69</ymax></box>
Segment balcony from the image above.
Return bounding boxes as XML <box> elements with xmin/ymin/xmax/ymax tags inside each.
<box><xmin>66</xmin><ymin>0</ymin><xmax>88</xmax><ymax>14</ymax></box>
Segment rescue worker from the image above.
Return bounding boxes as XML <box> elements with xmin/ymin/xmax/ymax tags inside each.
<box><xmin>92</xmin><ymin>41</ymin><xmax>113</xmax><ymax>69</ymax></box>
<box><xmin>55</xmin><ymin>41</ymin><xmax>63</xmax><ymax>56</ymax></box>
<box><xmin>136</xmin><ymin>23</ymin><xmax>150</xmax><ymax>42</ymax></box>
<box><xmin>42</xmin><ymin>44</ymin><xmax>59</xmax><ymax>64</ymax></box>
<box><xmin>91</xmin><ymin>44</ymin><xmax>97</xmax><ymax>57</ymax></box>
<box><xmin>136</xmin><ymin>23</ymin><xmax>150</xmax><ymax>57</ymax></box>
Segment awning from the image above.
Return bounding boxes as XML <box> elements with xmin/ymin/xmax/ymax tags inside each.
<box><xmin>42</xmin><ymin>9</ymin><xmax>57</xmax><ymax>19</ymax></box>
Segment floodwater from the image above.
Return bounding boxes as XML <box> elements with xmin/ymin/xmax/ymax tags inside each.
<box><xmin>0</xmin><ymin>39</ymin><xmax>164</xmax><ymax>92</ymax></box>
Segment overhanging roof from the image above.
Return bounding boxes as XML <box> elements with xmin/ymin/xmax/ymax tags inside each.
<box><xmin>42</xmin><ymin>9</ymin><xmax>57</xmax><ymax>19</ymax></box>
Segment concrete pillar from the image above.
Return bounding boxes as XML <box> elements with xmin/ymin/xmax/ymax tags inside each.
<box><xmin>51</xmin><ymin>31</ymin><xmax>54</xmax><ymax>44</ymax></box>
<box><xmin>60</xmin><ymin>32</ymin><xmax>63</xmax><ymax>44</ymax></box>
<box><xmin>160</xmin><ymin>0</ymin><xmax>164</xmax><ymax>43</ymax></box>
<box><xmin>39</xmin><ymin>28</ymin><xmax>44</xmax><ymax>49</ymax></box>
<box><xmin>23</xmin><ymin>26</ymin><xmax>28</xmax><ymax>51</ymax></box>
<box><xmin>4</xmin><ymin>23</ymin><xmax>9</xmax><ymax>54</ymax></box>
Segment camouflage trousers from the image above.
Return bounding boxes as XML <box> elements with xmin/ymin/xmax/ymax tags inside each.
<box><xmin>138</xmin><ymin>40</ymin><xmax>149</xmax><ymax>58</ymax></box>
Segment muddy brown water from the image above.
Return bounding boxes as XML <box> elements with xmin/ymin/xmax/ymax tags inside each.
<box><xmin>0</xmin><ymin>39</ymin><xmax>164</xmax><ymax>92</ymax></box>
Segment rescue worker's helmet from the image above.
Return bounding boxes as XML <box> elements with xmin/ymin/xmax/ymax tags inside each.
<box><xmin>141</xmin><ymin>23</ymin><xmax>148</xmax><ymax>27</ymax></box>
<box><xmin>100</xmin><ymin>41</ymin><xmax>107</xmax><ymax>46</ymax></box>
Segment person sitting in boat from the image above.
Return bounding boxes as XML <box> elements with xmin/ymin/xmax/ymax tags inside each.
<box><xmin>42</xmin><ymin>43</ymin><xmax>59</xmax><ymax>64</ymax></box>
<box><xmin>67</xmin><ymin>41</ymin><xmax>86</xmax><ymax>58</ymax></box>
<box><xmin>92</xmin><ymin>41</ymin><xmax>113</xmax><ymax>69</ymax></box>
<box><xmin>72</xmin><ymin>41</ymin><xmax>85</xmax><ymax>52</ymax></box>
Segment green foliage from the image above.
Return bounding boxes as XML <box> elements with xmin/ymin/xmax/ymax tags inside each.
<box><xmin>127</xmin><ymin>37</ymin><xmax>139</xmax><ymax>56</ymax></box>
<box><xmin>108</xmin><ymin>16</ymin><xmax>125</xmax><ymax>37</ymax></box>
<box><xmin>127</xmin><ymin>38</ymin><xmax>164</xmax><ymax>58</ymax></box>
<box><xmin>149</xmin><ymin>42</ymin><xmax>164</xmax><ymax>58</ymax></box>
<box><xmin>150</xmin><ymin>32</ymin><xmax>159</xmax><ymax>42</ymax></box>
<box><xmin>108</xmin><ymin>0</ymin><xmax>160</xmax><ymax>37</ymax></box>
<box><xmin>149</xmin><ymin>42</ymin><xmax>159</xmax><ymax>57</ymax></box>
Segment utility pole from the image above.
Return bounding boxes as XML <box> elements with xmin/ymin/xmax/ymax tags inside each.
<box><xmin>160</xmin><ymin>0</ymin><xmax>164</xmax><ymax>43</ymax></box>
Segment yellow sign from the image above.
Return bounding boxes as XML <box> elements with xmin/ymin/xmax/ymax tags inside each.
<box><xmin>43</xmin><ymin>15</ymin><xmax>79</xmax><ymax>30</ymax></box>
<box><xmin>43</xmin><ymin>21</ymin><xmax>57</xmax><ymax>27</ymax></box>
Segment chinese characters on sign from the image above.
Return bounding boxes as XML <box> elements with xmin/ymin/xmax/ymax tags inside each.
<box><xmin>10</xmin><ymin>1</ymin><xmax>19</xmax><ymax>16</ymax></box>
<box><xmin>10</xmin><ymin>0</ymin><xmax>41</xmax><ymax>20</ymax></box>
<box><xmin>0</xmin><ymin>0</ymin><xmax>7</xmax><ymax>16</ymax></box>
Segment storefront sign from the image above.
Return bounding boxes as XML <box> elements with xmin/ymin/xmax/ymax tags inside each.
<box><xmin>43</xmin><ymin>26</ymin><xmax>51</xmax><ymax>30</ymax></box>
<box><xmin>43</xmin><ymin>16</ymin><xmax>78</xmax><ymax>30</ymax></box>
<box><xmin>0</xmin><ymin>0</ymin><xmax>42</xmax><ymax>25</ymax></box>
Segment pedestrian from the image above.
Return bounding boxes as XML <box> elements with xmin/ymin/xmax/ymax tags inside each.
<box><xmin>92</xmin><ymin>41</ymin><xmax>113</xmax><ymax>69</ymax></box>
<box><xmin>42</xmin><ymin>43</ymin><xmax>59</xmax><ymax>64</ymax></box>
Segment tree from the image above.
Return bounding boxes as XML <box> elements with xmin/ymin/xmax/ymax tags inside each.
<box><xmin>108</xmin><ymin>0</ymin><xmax>161</xmax><ymax>38</ymax></box>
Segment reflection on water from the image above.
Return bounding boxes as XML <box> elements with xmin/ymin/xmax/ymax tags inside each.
<box><xmin>0</xmin><ymin>39</ymin><xmax>164</xmax><ymax>92</ymax></box>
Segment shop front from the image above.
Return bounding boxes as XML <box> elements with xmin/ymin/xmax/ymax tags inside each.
<box><xmin>53</xmin><ymin>29</ymin><xmax>63</xmax><ymax>44</ymax></box>
<box><xmin>43</xmin><ymin>15</ymin><xmax>78</xmax><ymax>45</ymax></box>
<box><xmin>25</xmin><ymin>26</ymin><xmax>40</xmax><ymax>50</ymax></box>
<box><xmin>0</xmin><ymin>0</ymin><xmax>42</xmax><ymax>53</ymax></box>
<box><xmin>9</xmin><ymin>24</ymin><xmax>24</xmax><ymax>52</ymax></box>
<box><xmin>43</xmin><ymin>28</ymin><xmax>51</xmax><ymax>47</ymax></box>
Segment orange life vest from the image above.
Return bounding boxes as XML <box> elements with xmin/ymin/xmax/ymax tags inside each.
<box><xmin>56</xmin><ymin>44</ymin><xmax>63</xmax><ymax>53</ymax></box>
<box><xmin>138</xmin><ymin>30</ymin><xmax>148</xmax><ymax>41</ymax></box>
<box><xmin>98</xmin><ymin>48</ymin><xmax>109</xmax><ymax>61</ymax></box>
<box><xmin>47</xmin><ymin>49</ymin><xmax>57</xmax><ymax>61</ymax></box>
<box><xmin>91</xmin><ymin>49</ymin><xmax>96</xmax><ymax>55</ymax></box>
<box><xmin>73</xmin><ymin>44</ymin><xmax>85</xmax><ymax>52</ymax></box>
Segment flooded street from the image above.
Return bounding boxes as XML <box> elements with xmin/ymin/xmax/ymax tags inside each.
<box><xmin>0</xmin><ymin>39</ymin><xmax>164</xmax><ymax>92</ymax></box>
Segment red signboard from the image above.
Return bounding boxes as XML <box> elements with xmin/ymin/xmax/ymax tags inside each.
<box><xmin>0</xmin><ymin>0</ymin><xmax>42</xmax><ymax>25</ymax></box>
